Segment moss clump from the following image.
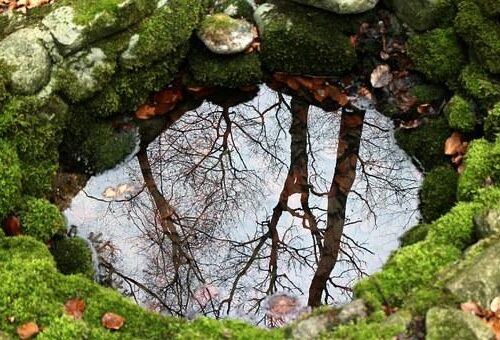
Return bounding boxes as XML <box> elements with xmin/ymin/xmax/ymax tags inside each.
<box><xmin>119</xmin><ymin>0</ymin><xmax>203</xmax><ymax>70</ymax></box>
<box><xmin>407</xmin><ymin>28</ymin><xmax>466</xmax><ymax>84</ymax></box>
<box><xmin>188</xmin><ymin>43</ymin><xmax>263</xmax><ymax>88</ymax></box>
<box><xmin>0</xmin><ymin>236</ymin><xmax>279</xmax><ymax>339</ymax></box>
<box><xmin>473</xmin><ymin>0</ymin><xmax>500</xmax><ymax>16</ymax></box>
<box><xmin>383</xmin><ymin>0</ymin><xmax>455</xmax><ymax>31</ymax></box>
<box><xmin>354</xmin><ymin>241</ymin><xmax>461</xmax><ymax>307</ymax></box>
<box><xmin>409</xmin><ymin>84</ymin><xmax>446</xmax><ymax>104</ymax></box>
<box><xmin>257</xmin><ymin>0</ymin><xmax>356</xmax><ymax>76</ymax></box>
<box><xmin>50</xmin><ymin>237</ymin><xmax>95</xmax><ymax>279</ymax></box>
<box><xmin>460</xmin><ymin>64</ymin><xmax>500</xmax><ymax>108</ymax></box>
<box><xmin>214</xmin><ymin>0</ymin><xmax>255</xmax><ymax>20</ymax></box>
<box><xmin>395</xmin><ymin>118</ymin><xmax>451</xmax><ymax>170</ymax></box>
<box><xmin>81</xmin><ymin>123</ymin><xmax>137</xmax><ymax>174</ymax></box>
<box><xmin>20</xmin><ymin>198</ymin><xmax>66</xmax><ymax>242</ymax></box>
<box><xmin>0</xmin><ymin>140</ymin><xmax>22</xmax><ymax>219</ymax></box>
<box><xmin>444</xmin><ymin>95</ymin><xmax>476</xmax><ymax>133</ymax></box>
<box><xmin>325</xmin><ymin>318</ymin><xmax>406</xmax><ymax>340</ymax></box>
<box><xmin>484</xmin><ymin>102</ymin><xmax>500</xmax><ymax>141</ymax></box>
<box><xmin>458</xmin><ymin>137</ymin><xmax>500</xmax><ymax>201</ymax></box>
<box><xmin>403</xmin><ymin>286</ymin><xmax>456</xmax><ymax>316</ymax></box>
<box><xmin>399</xmin><ymin>224</ymin><xmax>430</xmax><ymax>247</ymax></box>
<box><xmin>420</xmin><ymin>166</ymin><xmax>458</xmax><ymax>223</ymax></box>
<box><xmin>455</xmin><ymin>0</ymin><xmax>500</xmax><ymax>75</ymax></box>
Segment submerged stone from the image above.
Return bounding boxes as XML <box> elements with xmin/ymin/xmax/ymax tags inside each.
<box><xmin>0</xmin><ymin>28</ymin><xmax>52</xmax><ymax>95</ymax></box>
<box><xmin>426</xmin><ymin>307</ymin><xmax>495</xmax><ymax>340</ymax></box>
<box><xmin>197</xmin><ymin>14</ymin><xmax>254</xmax><ymax>55</ymax></box>
<box><xmin>291</xmin><ymin>0</ymin><xmax>378</xmax><ymax>14</ymax></box>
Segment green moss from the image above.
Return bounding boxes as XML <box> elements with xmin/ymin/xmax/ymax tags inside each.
<box><xmin>0</xmin><ymin>236</ymin><xmax>279</xmax><ymax>339</ymax></box>
<box><xmin>0</xmin><ymin>140</ymin><xmax>22</xmax><ymax>219</ymax></box>
<box><xmin>458</xmin><ymin>137</ymin><xmax>500</xmax><ymax>201</ymax></box>
<box><xmin>420</xmin><ymin>166</ymin><xmax>458</xmax><ymax>223</ymax></box>
<box><xmin>257</xmin><ymin>0</ymin><xmax>356</xmax><ymax>76</ymax></box>
<box><xmin>354</xmin><ymin>241</ymin><xmax>461</xmax><ymax>307</ymax></box>
<box><xmin>399</xmin><ymin>224</ymin><xmax>430</xmax><ymax>247</ymax></box>
<box><xmin>119</xmin><ymin>0</ymin><xmax>203</xmax><ymax>70</ymax></box>
<box><xmin>214</xmin><ymin>0</ymin><xmax>255</xmax><ymax>20</ymax></box>
<box><xmin>383</xmin><ymin>0</ymin><xmax>455</xmax><ymax>31</ymax></box>
<box><xmin>403</xmin><ymin>286</ymin><xmax>456</xmax><ymax>316</ymax></box>
<box><xmin>426</xmin><ymin>202</ymin><xmax>481</xmax><ymax>249</ymax></box>
<box><xmin>408</xmin><ymin>28</ymin><xmax>466</xmax><ymax>84</ymax></box>
<box><xmin>460</xmin><ymin>64</ymin><xmax>500</xmax><ymax>108</ymax></box>
<box><xmin>51</xmin><ymin>237</ymin><xmax>95</xmax><ymax>279</ymax></box>
<box><xmin>395</xmin><ymin>117</ymin><xmax>451</xmax><ymax>170</ymax></box>
<box><xmin>484</xmin><ymin>102</ymin><xmax>500</xmax><ymax>141</ymax></box>
<box><xmin>20</xmin><ymin>198</ymin><xmax>66</xmax><ymax>242</ymax></box>
<box><xmin>0</xmin><ymin>60</ymin><xmax>10</xmax><ymax>104</ymax></box>
<box><xmin>409</xmin><ymin>84</ymin><xmax>446</xmax><ymax>104</ymax></box>
<box><xmin>473</xmin><ymin>0</ymin><xmax>500</xmax><ymax>16</ymax></box>
<box><xmin>81</xmin><ymin>123</ymin><xmax>137</xmax><ymax>173</ymax></box>
<box><xmin>188</xmin><ymin>43</ymin><xmax>263</xmax><ymax>88</ymax></box>
<box><xmin>455</xmin><ymin>0</ymin><xmax>500</xmax><ymax>75</ymax></box>
<box><xmin>444</xmin><ymin>95</ymin><xmax>476</xmax><ymax>132</ymax></box>
<box><xmin>325</xmin><ymin>319</ymin><xmax>406</xmax><ymax>340</ymax></box>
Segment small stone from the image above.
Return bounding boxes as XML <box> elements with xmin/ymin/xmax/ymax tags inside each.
<box><xmin>197</xmin><ymin>14</ymin><xmax>254</xmax><ymax>54</ymax></box>
<box><xmin>290</xmin><ymin>0</ymin><xmax>379</xmax><ymax>14</ymax></box>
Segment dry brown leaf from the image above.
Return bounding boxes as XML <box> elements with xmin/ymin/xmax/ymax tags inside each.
<box><xmin>461</xmin><ymin>301</ymin><xmax>482</xmax><ymax>315</ymax></box>
<box><xmin>370</xmin><ymin>64</ymin><xmax>392</xmax><ymax>88</ymax></box>
<box><xmin>327</xmin><ymin>86</ymin><xmax>349</xmax><ymax>106</ymax></box>
<box><xmin>135</xmin><ymin>104</ymin><xmax>156</xmax><ymax>120</ymax></box>
<box><xmin>286</xmin><ymin>77</ymin><xmax>301</xmax><ymax>91</ymax></box>
<box><xmin>2</xmin><ymin>215</ymin><xmax>22</xmax><ymax>236</ymax></box>
<box><xmin>17</xmin><ymin>322</ymin><xmax>39</xmax><ymax>340</ymax></box>
<box><xmin>313</xmin><ymin>87</ymin><xmax>328</xmax><ymax>102</ymax></box>
<box><xmin>153</xmin><ymin>102</ymin><xmax>175</xmax><ymax>115</ymax></box>
<box><xmin>64</xmin><ymin>298</ymin><xmax>85</xmax><ymax>320</ymax></box>
<box><xmin>154</xmin><ymin>88</ymin><xmax>182</xmax><ymax>105</ymax></box>
<box><xmin>101</xmin><ymin>312</ymin><xmax>125</xmax><ymax>330</ymax></box>
<box><xmin>486</xmin><ymin>318</ymin><xmax>500</xmax><ymax>340</ymax></box>
<box><xmin>445</xmin><ymin>132</ymin><xmax>463</xmax><ymax>156</ymax></box>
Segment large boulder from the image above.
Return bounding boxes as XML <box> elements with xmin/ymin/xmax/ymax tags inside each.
<box><xmin>197</xmin><ymin>14</ymin><xmax>254</xmax><ymax>55</ymax></box>
<box><xmin>291</xmin><ymin>0</ymin><xmax>378</xmax><ymax>14</ymax></box>
<box><xmin>426</xmin><ymin>307</ymin><xmax>495</xmax><ymax>340</ymax></box>
<box><xmin>253</xmin><ymin>1</ymin><xmax>356</xmax><ymax>76</ymax></box>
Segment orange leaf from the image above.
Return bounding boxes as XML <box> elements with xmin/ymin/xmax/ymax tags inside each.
<box><xmin>313</xmin><ymin>87</ymin><xmax>328</xmax><ymax>102</ymax></box>
<box><xmin>102</xmin><ymin>312</ymin><xmax>125</xmax><ymax>330</ymax></box>
<box><xmin>135</xmin><ymin>104</ymin><xmax>156</xmax><ymax>120</ymax></box>
<box><xmin>17</xmin><ymin>322</ymin><xmax>39</xmax><ymax>340</ymax></box>
<box><xmin>461</xmin><ymin>301</ymin><xmax>482</xmax><ymax>315</ymax></box>
<box><xmin>327</xmin><ymin>86</ymin><xmax>349</xmax><ymax>106</ymax></box>
<box><xmin>64</xmin><ymin>298</ymin><xmax>86</xmax><ymax>320</ymax></box>
<box><xmin>154</xmin><ymin>88</ymin><xmax>183</xmax><ymax>105</ymax></box>
<box><xmin>154</xmin><ymin>102</ymin><xmax>176</xmax><ymax>115</ymax></box>
<box><xmin>445</xmin><ymin>132</ymin><xmax>463</xmax><ymax>156</ymax></box>
<box><xmin>2</xmin><ymin>215</ymin><xmax>22</xmax><ymax>236</ymax></box>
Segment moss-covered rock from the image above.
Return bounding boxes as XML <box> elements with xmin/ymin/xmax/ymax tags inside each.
<box><xmin>382</xmin><ymin>0</ymin><xmax>455</xmax><ymax>31</ymax></box>
<box><xmin>254</xmin><ymin>1</ymin><xmax>356</xmax><ymax>76</ymax></box>
<box><xmin>458</xmin><ymin>137</ymin><xmax>500</xmax><ymax>201</ymax></box>
<box><xmin>473</xmin><ymin>0</ymin><xmax>500</xmax><ymax>17</ymax></box>
<box><xmin>407</xmin><ymin>28</ymin><xmax>466</xmax><ymax>84</ymax></box>
<box><xmin>0</xmin><ymin>140</ymin><xmax>22</xmax><ymax>219</ymax></box>
<box><xmin>409</xmin><ymin>83</ymin><xmax>446</xmax><ymax>105</ymax></box>
<box><xmin>460</xmin><ymin>64</ymin><xmax>500</xmax><ymax>108</ymax></box>
<box><xmin>426</xmin><ymin>307</ymin><xmax>495</xmax><ymax>340</ymax></box>
<box><xmin>188</xmin><ymin>43</ymin><xmax>263</xmax><ymax>88</ymax></box>
<box><xmin>444</xmin><ymin>95</ymin><xmax>476</xmax><ymax>133</ymax></box>
<box><xmin>484</xmin><ymin>102</ymin><xmax>500</xmax><ymax>141</ymax></box>
<box><xmin>419</xmin><ymin>166</ymin><xmax>458</xmax><ymax>223</ymax></box>
<box><xmin>395</xmin><ymin>117</ymin><xmax>451</xmax><ymax>171</ymax></box>
<box><xmin>50</xmin><ymin>236</ymin><xmax>95</xmax><ymax>279</ymax></box>
<box><xmin>20</xmin><ymin>198</ymin><xmax>66</xmax><ymax>242</ymax></box>
<box><xmin>399</xmin><ymin>223</ymin><xmax>430</xmax><ymax>247</ymax></box>
<box><xmin>455</xmin><ymin>0</ymin><xmax>500</xmax><ymax>75</ymax></box>
<box><xmin>214</xmin><ymin>0</ymin><xmax>255</xmax><ymax>21</ymax></box>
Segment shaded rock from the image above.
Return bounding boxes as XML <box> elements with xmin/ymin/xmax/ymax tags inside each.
<box><xmin>0</xmin><ymin>28</ymin><xmax>52</xmax><ymax>95</ymax></box>
<box><xmin>42</xmin><ymin>6</ymin><xmax>86</xmax><ymax>54</ymax></box>
<box><xmin>337</xmin><ymin>299</ymin><xmax>368</xmax><ymax>324</ymax></box>
<box><xmin>291</xmin><ymin>0</ymin><xmax>378</xmax><ymax>14</ymax></box>
<box><xmin>445</xmin><ymin>239</ymin><xmax>500</xmax><ymax>308</ymax></box>
<box><xmin>475</xmin><ymin>209</ymin><xmax>500</xmax><ymax>239</ymax></box>
<box><xmin>214</xmin><ymin>0</ymin><xmax>255</xmax><ymax>20</ymax></box>
<box><xmin>426</xmin><ymin>307</ymin><xmax>495</xmax><ymax>340</ymax></box>
<box><xmin>197</xmin><ymin>14</ymin><xmax>254</xmax><ymax>54</ymax></box>
<box><xmin>291</xmin><ymin>313</ymin><xmax>334</xmax><ymax>339</ymax></box>
<box><xmin>384</xmin><ymin>0</ymin><xmax>455</xmax><ymax>31</ymax></box>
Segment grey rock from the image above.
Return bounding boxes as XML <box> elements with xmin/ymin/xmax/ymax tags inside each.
<box><xmin>445</xmin><ymin>239</ymin><xmax>500</xmax><ymax>308</ymax></box>
<box><xmin>426</xmin><ymin>307</ymin><xmax>495</xmax><ymax>340</ymax></box>
<box><xmin>291</xmin><ymin>0</ymin><xmax>378</xmax><ymax>14</ymax></box>
<box><xmin>253</xmin><ymin>3</ymin><xmax>274</xmax><ymax>36</ymax></box>
<box><xmin>197</xmin><ymin>14</ymin><xmax>254</xmax><ymax>54</ymax></box>
<box><xmin>337</xmin><ymin>299</ymin><xmax>368</xmax><ymax>324</ymax></box>
<box><xmin>0</xmin><ymin>28</ymin><xmax>52</xmax><ymax>95</ymax></box>
<box><xmin>474</xmin><ymin>209</ymin><xmax>500</xmax><ymax>238</ymax></box>
<box><xmin>291</xmin><ymin>313</ymin><xmax>334</xmax><ymax>339</ymax></box>
<box><xmin>42</xmin><ymin>6</ymin><xmax>86</xmax><ymax>54</ymax></box>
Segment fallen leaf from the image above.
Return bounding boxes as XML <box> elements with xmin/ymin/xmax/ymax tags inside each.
<box><xmin>64</xmin><ymin>298</ymin><xmax>85</xmax><ymax>320</ymax></box>
<box><xmin>135</xmin><ymin>104</ymin><xmax>156</xmax><ymax>120</ymax></box>
<box><xmin>327</xmin><ymin>85</ymin><xmax>349</xmax><ymax>106</ymax></box>
<box><xmin>491</xmin><ymin>297</ymin><xmax>500</xmax><ymax>313</ymax></box>
<box><xmin>313</xmin><ymin>87</ymin><xmax>328</xmax><ymax>102</ymax></box>
<box><xmin>102</xmin><ymin>312</ymin><xmax>125</xmax><ymax>330</ymax></box>
<box><xmin>461</xmin><ymin>301</ymin><xmax>482</xmax><ymax>315</ymax></box>
<box><xmin>153</xmin><ymin>102</ymin><xmax>176</xmax><ymax>115</ymax></box>
<box><xmin>445</xmin><ymin>132</ymin><xmax>463</xmax><ymax>156</ymax></box>
<box><xmin>17</xmin><ymin>322</ymin><xmax>39</xmax><ymax>339</ymax></box>
<box><xmin>2</xmin><ymin>215</ymin><xmax>22</xmax><ymax>236</ymax></box>
<box><xmin>370</xmin><ymin>64</ymin><xmax>392</xmax><ymax>88</ymax></box>
<box><xmin>154</xmin><ymin>88</ymin><xmax>183</xmax><ymax>105</ymax></box>
<box><xmin>486</xmin><ymin>318</ymin><xmax>500</xmax><ymax>339</ymax></box>
<box><xmin>399</xmin><ymin>119</ymin><xmax>422</xmax><ymax>130</ymax></box>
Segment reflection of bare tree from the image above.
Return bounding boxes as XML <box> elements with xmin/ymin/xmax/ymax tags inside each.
<box><xmin>94</xmin><ymin>86</ymin><xmax>419</xmax><ymax>322</ymax></box>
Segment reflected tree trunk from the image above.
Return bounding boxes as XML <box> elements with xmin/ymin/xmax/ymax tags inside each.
<box><xmin>308</xmin><ymin>107</ymin><xmax>366</xmax><ymax>307</ymax></box>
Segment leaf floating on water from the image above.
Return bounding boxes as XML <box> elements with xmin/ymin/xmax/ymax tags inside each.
<box><xmin>370</xmin><ymin>64</ymin><xmax>392</xmax><ymax>88</ymax></box>
<box><xmin>102</xmin><ymin>312</ymin><xmax>125</xmax><ymax>330</ymax></box>
<box><xmin>102</xmin><ymin>187</ymin><xmax>117</xmax><ymax>199</ymax></box>
<box><xmin>64</xmin><ymin>298</ymin><xmax>86</xmax><ymax>320</ymax></box>
<box><xmin>16</xmin><ymin>322</ymin><xmax>39</xmax><ymax>339</ymax></box>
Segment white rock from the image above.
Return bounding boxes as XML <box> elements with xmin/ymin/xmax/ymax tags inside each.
<box><xmin>291</xmin><ymin>0</ymin><xmax>379</xmax><ymax>14</ymax></box>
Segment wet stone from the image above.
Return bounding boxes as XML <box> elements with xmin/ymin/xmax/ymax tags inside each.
<box><xmin>291</xmin><ymin>0</ymin><xmax>379</xmax><ymax>14</ymax></box>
